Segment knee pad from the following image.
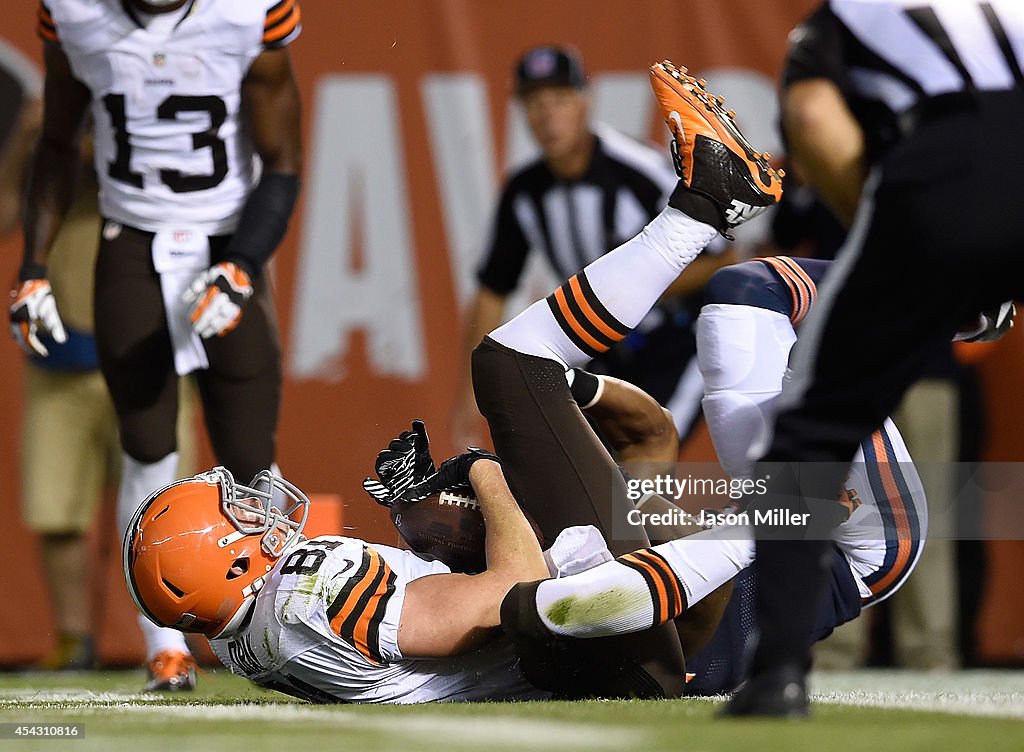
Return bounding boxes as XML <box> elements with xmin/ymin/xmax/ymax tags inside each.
<box><xmin>701</xmin><ymin>390</ymin><xmax>776</xmax><ymax>479</ymax></box>
<box><xmin>697</xmin><ymin>305</ymin><xmax>796</xmax><ymax>477</ymax></box>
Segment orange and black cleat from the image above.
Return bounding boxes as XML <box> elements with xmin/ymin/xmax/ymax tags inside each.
<box><xmin>144</xmin><ymin>650</ymin><xmax>198</xmax><ymax>692</ymax></box>
<box><xmin>650</xmin><ymin>60</ymin><xmax>784</xmax><ymax>236</ymax></box>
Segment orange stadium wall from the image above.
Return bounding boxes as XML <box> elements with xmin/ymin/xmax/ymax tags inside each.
<box><xmin>1</xmin><ymin>0</ymin><xmax>1021</xmax><ymax>666</ymax></box>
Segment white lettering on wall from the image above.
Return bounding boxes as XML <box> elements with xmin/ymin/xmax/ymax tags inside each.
<box><xmin>421</xmin><ymin>74</ymin><xmax>498</xmax><ymax>306</ymax></box>
<box><xmin>290</xmin><ymin>75</ymin><xmax>425</xmax><ymax>381</ymax></box>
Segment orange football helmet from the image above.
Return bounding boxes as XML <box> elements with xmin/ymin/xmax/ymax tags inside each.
<box><xmin>123</xmin><ymin>466</ymin><xmax>310</xmax><ymax>638</ymax></box>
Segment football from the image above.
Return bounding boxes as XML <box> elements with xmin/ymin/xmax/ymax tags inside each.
<box><xmin>390</xmin><ymin>489</ymin><xmax>487</xmax><ymax>573</ymax></box>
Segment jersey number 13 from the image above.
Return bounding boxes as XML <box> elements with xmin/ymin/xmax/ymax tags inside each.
<box><xmin>103</xmin><ymin>93</ymin><xmax>228</xmax><ymax>193</ymax></box>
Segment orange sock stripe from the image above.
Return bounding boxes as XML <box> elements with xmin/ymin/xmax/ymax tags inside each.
<box><xmin>551</xmin><ymin>287</ymin><xmax>610</xmax><ymax>354</ymax></box>
<box><xmin>619</xmin><ymin>552</ymin><xmax>671</xmax><ymax>624</ymax></box>
<box><xmin>574</xmin><ymin>272</ymin><xmax>631</xmax><ymax>336</ymax></box>
<box><xmin>567</xmin><ymin>276</ymin><xmax>626</xmax><ymax>343</ymax></box>
<box><xmin>632</xmin><ymin>548</ymin><xmax>684</xmax><ymax>619</ymax></box>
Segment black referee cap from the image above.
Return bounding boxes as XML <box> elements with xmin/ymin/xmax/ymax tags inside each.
<box><xmin>514</xmin><ymin>45</ymin><xmax>587</xmax><ymax>96</ymax></box>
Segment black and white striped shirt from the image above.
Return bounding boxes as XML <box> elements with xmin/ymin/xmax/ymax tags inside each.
<box><xmin>478</xmin><ymin>124</ymin><xmax>703</xmax><ymax>295</ymax></box>
<box><xmin>785</xmin><ymin>0</ymin><xmax>1024</xmax><ymax>159</ymax></box>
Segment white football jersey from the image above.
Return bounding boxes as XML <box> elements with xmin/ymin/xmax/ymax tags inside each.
<box><xmin>209</xmin><ymin>536</ymin><xmax>546</xmax><ymax>704</ymax></box>
<box><xmin>40</xmin><ymin>0</ymin><xmax>301</xmax><ymax>235</ymax></box>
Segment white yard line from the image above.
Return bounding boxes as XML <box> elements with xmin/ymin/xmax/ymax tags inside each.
<box><xmin>811</xmin><ymin>689</ymin><xmax>1024</xmax><ymax>719</ymax></box>
<box><xmin>0</xmin><ymin>690</ymin><xmax>162</xmax><ymax>704</ymax></box>
<box><xmin>808</xmin><ymin>670</ymin><xmax>1024</xmax><ymax>720</ymax></box>
<box><xmin>3</xmin><ymin>671</ymin><xmax>1023</xmax><ymax>723</ymax></box>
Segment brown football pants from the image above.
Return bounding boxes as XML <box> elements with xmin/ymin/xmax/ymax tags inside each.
<box><xmin>93</xmin><ymin>222</ymin><xmax>281</xmax><ymax>482</ymax></box>
<box><xmin>473</xmin><ymin>336</ymin><xmax>687</xmax><ymax>699</ymax></box>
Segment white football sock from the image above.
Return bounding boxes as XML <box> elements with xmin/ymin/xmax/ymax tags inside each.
<box><xmin>651</xmin><ymin>523</ymin><xmax>754</xmax><ymax>606</ymax></box>
<box><xmin>696</xmin><ymin>304</ymin><xmax>796</xmax><ymax>478</ymax></box>
<box><xmin>139</xmin><ymin>614</ymin><xmax>189</xmax><ymax>661</ymax></box>
<box><xmin>116</xmin><ymin>452</ymin><xmax>180</xmax><ymax>539</ymax></box>
<box><xmin>535</xmin><ymin>559</ymin><xmax>656</xmax><ymax>637</ymax></box>
<box><xmin>118</xmin><ymin>452</ymin><xmax>192</xmax><ymax>660</ymax></box>
<box><xmin>491</xmin><ymin>208</ymin><xmax>717</xmax><ymax>368</ymax></box>
<box><xmin>535</xmin><ymin>524</ymin><xmax>754</xmax><ymax>638</ymax></box>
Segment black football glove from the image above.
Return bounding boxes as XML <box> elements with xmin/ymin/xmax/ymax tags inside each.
<box><xmin>362</xmin><ymin>419</ymin><xmax>435</xmax><ymax>507</ymax></box>
<box><xmin>398</xmin><ymin>448</ymin><xmax>500</xmax><ymax>503</ymax></box>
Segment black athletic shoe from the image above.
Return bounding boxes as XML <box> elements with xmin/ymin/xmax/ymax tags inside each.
<box><xmin>720</xmin><ymin>664</ymin><xmax>810</xmax><ymax>718</ymax></box>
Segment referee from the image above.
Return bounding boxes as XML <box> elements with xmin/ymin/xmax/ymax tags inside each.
<box><xmin>450</xmin><ymin>45</ymin><xmax>733</xmax><ymax>449</ymax></box>
<box><xmin>727</xmin><ymin>0</ymin><xmax>1024</xmax><ymax>716</ymax></box>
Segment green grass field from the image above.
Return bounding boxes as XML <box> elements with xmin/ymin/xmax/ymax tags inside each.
<box><xmin>1</xmin><ymin>670</ymin><xmax>1022</xmax><ymax>751</ymax></box>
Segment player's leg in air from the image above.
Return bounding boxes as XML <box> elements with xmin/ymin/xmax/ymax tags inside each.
<box><xmin>470</xmin><ymin>61</ymin><xmax>782</xmax><ymax>698</ymax></box>
<box><xmin>503</xmin><ymin>255</ymin><xmax>927</xmax><ymax>697</ymax></box>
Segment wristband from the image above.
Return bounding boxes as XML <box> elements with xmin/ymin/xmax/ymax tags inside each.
<box><xmin>18</xmin><ymin>263</ymin><xmax>47</xmax><ymax>281</ymax></box>
<box><xmin>568</xmin><ymin>368</ymin><xmax>604</xmax><ymax>409</ymax></box>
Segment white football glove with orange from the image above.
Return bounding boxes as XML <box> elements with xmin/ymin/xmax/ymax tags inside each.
<box><xmin>9</xmin><ymin>278</ymin><xmax>68</xmax><ymax>357</ymax></box>
<box><xmin>182</xmin><ymin>261</ymin><xmax>253</xmax><ymax>339</ymax></box>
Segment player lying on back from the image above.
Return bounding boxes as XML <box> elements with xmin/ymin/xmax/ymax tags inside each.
<box><xmin>124</xmin><ymin>453</ymin><xmax>554</xmax><ymax>703</ymax></box>
<box><xmin>545</xmin><ymin>255</ymin><xmax>927</xmax><ymax>694</ymax></box>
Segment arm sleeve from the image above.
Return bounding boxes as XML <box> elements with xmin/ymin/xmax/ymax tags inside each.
<box><xmin>475</xmin><ymin>187</ymin><xmax>531</xmax><ymax>296</ymax></box>
<box><xmin>263</xmin><ymin>0</ymin><xmax>303</xmax><ymax>49</ymax></box>
<box><xmin>782</xmin><ymin>4</ymin><xmax>848</xmax><ymax>89</ymax></box>
<box><xmin>222</xmin><ymin>172</ymin><xmax>299</xmax><ymax>276</ymax></box>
